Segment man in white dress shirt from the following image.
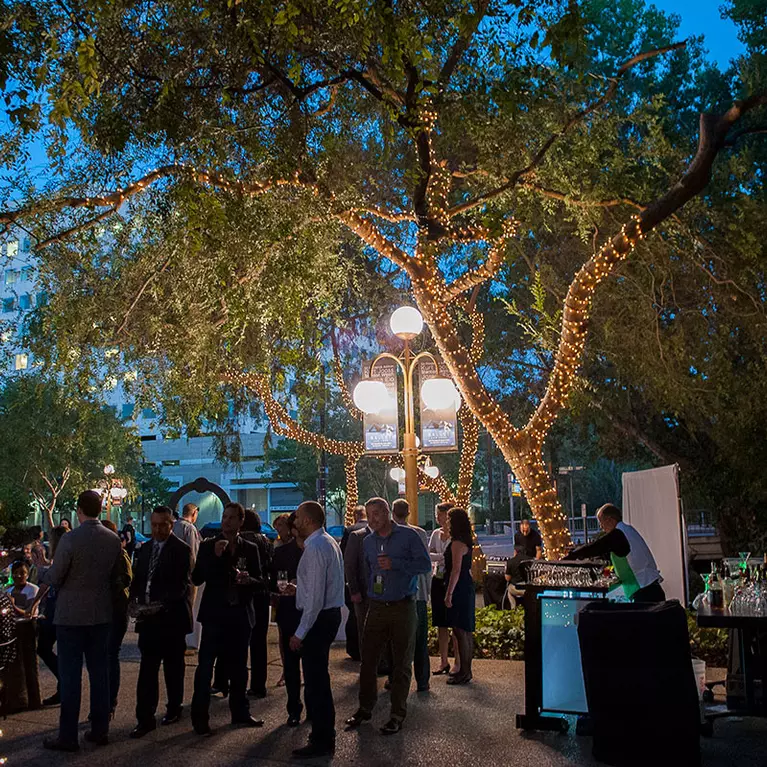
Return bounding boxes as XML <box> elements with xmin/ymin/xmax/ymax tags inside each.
<box><xmin>289</xmin><ymin>501</ymin><xmax>345</xmax><ymax>759</ymax></box>
<box><xmin>173</xmin><ymin>503</ymin><xmax>202</xmax><ymax>651</ymax></box>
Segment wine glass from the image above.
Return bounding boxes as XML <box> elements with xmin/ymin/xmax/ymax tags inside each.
<box><xmin>277</xmin><ymin>570</ymin><xmax>288</xmax><ymax>592</ymax></box>
<box><xmin>739</xmin><ymin>551</ymin><xmax>751</xmax><ymax>573</ymax></box>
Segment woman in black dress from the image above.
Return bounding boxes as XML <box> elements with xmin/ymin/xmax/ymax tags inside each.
<box><xmin>444</xmin><ymin>508</ymin><xmax>475</xmax><ymax>685</ymax></box>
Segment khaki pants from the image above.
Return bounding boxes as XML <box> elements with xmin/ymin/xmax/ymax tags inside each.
<box><xmin>186</xmin><ymin>585</ymin><xmax>203</xmax><ymax>649</ymax></box>
<box><xmin>358</xmin><ymin>598</ymin><xmax>416</xmax><ymax>722</ymax></box>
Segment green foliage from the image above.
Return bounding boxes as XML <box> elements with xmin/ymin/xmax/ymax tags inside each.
<box><xmin>687</xmin><ymin>612</ymin><xmax>729</xmax><ymax>668</ymax></box>
<box><xmin>428</xmin><ymin>605</ymin><xmax>526</xmax><ymax>660</ymax></box>
<box><xmin>0</xmin><ymin>374</ymin><xmax>142</xmax><ymax>528</ymax></box>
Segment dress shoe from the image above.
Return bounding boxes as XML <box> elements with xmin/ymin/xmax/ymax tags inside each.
<box><xmin>231</xmin><ymin>715</ymin><xmax>264</xmax><ymax>727</ymax></box>
<box><xmin>42</xmin><ymin>737</ymin><xmax>79</xmax><ymax>752</ymax></box>
<box><xmin>446</xmin><ymin>672</ymin><xmax>473</xmax><ymax>685</ymax></box>
<box><xmin>130</xmin><ymin>721</ymin><xmax>157</xmax><ymax>739</ymax></box>
<box><xmin>161</xmin><ymin>711</ymin><xmax>182</xmax><ymax>725</ymax></box>
<box><xmin>432</xmin><ymin>664</ymin><xmax>451</xmax><ymax>675</ymax></box>
<box><xmin>344</xmin><ymin>710</ymin><xmax>372</xmax><ymax>728</ymax></box>
<box><xmin>83</xmin><ymin>731</ymin><xmax>109</xmax><ymax>746</ymax></box>
<box><xmin>247</xmin><ymin>688</ymin><xmax>267</xmax><ymax>699</ymax></box>
<box><xmin>417</xmin><ymin>685</ymin><xmax>430</xmax><ymax>693</ymax></box>
<box><xmin>42</xmin><ymin>692</ymin><xmax>61</xmax><ymax>706</ymax></box>
<box><xmin>209</xmin><ymin>686</ymin><xmax>228</xmax><ymax>698</ymax></box>
<box><xmin>292</xmin><ymin>742</ymin><xmax>335</xmax><ymax>759</ymax></box>
<box><xmin>193</xmin><ymin>724</ymin><xmax>214</xmax><ymax>736</ymax></box>
<box><xmin>380</xmin><ymin>718</ymin><xmax>403</xmax><ymax>735</ymax></box>
<box><xmin>287</xmin><ymin>715</ymin><xmax>301</xmax><ymax>727</ymax></box>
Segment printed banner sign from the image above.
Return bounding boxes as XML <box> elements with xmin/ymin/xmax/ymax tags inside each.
<box><xmin>418</xmin><ymin>358</ymin><xmax>458</xmax><ymax>452</ymax></box>
<box><xmin>362</xmin><ymin>359</ymin><xmax>399</xmax><ymax>453</ymax></box>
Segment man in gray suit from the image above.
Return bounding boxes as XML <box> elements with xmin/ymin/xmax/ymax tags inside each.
<box><xmin>42</xmin><ymin>490</ymin><xmax>122</xmax><ymax>752</ymax></box>
<box><xmin>344</xmin><ymin>521</ymin><xmax>371</xmax><ymax>642</ymax></box>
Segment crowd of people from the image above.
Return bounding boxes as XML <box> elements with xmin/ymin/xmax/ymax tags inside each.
<box><xmin>0</xmin><ymin>491</ymin><xmax>479</xmax><ymax>759</ymax></box>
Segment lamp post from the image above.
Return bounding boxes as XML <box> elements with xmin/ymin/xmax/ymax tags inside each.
<box><xmin>354</xmin><ymin>306</ymin><xmax>457</xmax><ymax>515</ymax></box>
<box><xmin>102</xmin><ymin>464</ymin><xmax>128</xmax><ymax>522</ymax></box>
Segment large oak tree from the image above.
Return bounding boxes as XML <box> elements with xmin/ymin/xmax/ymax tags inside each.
<box><xmin>1</xmin><ymin>0</ymin><xmax>765</xmax><ymax>555</ymax></box>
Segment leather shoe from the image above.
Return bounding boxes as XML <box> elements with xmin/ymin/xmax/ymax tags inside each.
<box><xmin>247</xmin><ymin>688</ymin><xmax>267</xmax><ymax>699</ymax></box>
<box><xmin>42</xmin><ymin>737</ymin><xmax>79</xmax><ymax>752</ymax></box>
<box><xmin>42</xmin><ymin>692</ymin><xmax>61</xmax><ymax>706</ymax></box>
<box><xmin>161</xmin><ymin>711</ymin><xmax>182</xmax><ymax>725</ymax></box>
<box><xmin>83</xmin><ymin>731</ymin><xmax>109</xmax><ymax>746</ymax></box>
<box><xmin>292</xmin><ymin>743</ymin><xmax>335</xmax><ymax>759</ymax></box>
<box><xmin>231</xmin><ymin>715</ymin><xmax>264</xmax><ymax>727</ymax></box>
<box><xmin>193</xmin><ymin>724</ymin><xmax>213</xmax><ymax>736</ymax></box>
<box><xmin>380</xmin><ymin>718</ymin><xmax>403</xmax><ymax>735</ymax></box>
<box><xmin>287</xmin><ymin>715</ymin><xmax>301</xmax><ymax>727</ymax></box>
<box><xmin>345</xmin><ymin>710</ymin><xmax>372</xmax><ymax>728</ymax></box>
<box><xmin>130</xmin><ymin>721</ymin><xmax>157</xmax><ymax>739</ymax></box>
<box><xmin>209</xmin><ymin>687</ymin><xmax>228</xmax><ymax>698</ymax></box>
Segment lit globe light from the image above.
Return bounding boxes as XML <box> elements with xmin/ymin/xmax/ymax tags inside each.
<box><xmin>389</xmin><ymin>467</ymin><xmax>406</xmax><ymax>482</ymax></box>
<box><xmin>389</xmin><ymin>306</ymin><xmax>424</xmax><ymax>340</ymax></box>
<box><xmin>103</xmin><ymin>464</ymin><xmax>115</xmax><ymax>476</ymax></box>
<box><xmin>423</xmin><ymin>464</ymin><xmax>440</xmax><ymax>479</ymax></box>
<box><xmin>421</xmin><ymin>377</ymin><xmax>459</xmax><ymax>410</ymax></box>
<box><xmin>353</xmin><ymin>379</ymin><xmax>389</xmax><ymax>414</ymax></box>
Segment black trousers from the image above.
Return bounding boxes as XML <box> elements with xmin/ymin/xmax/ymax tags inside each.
<box><xmin>109</xmin><ymin>611</ymin><xmax>128</xmax><ymax>711</ymax></box>
<box><xmin>37</xmin><ymin>620</ymin><xmax>59</xmax><ymax>689</ymax></box>
<box><xmin>192</xmin><ymin>620</ymin><xmax>250</xmax><ymax>728</ymax></box>
<box><xmin>633</xmin><ymin>581</ymin><xmax>666</xmax><ymax>603</ymax></box>
<box><xmin>278</xmin><ymin>618</ymin><xmax>303</xmax><ymax>718</ymax></box>
<box><xmin>249</xmin><ymin>595</ymin><xmax>270</xmax><ymax>694</ymax></box>
<box><xmin>136</xmin><ymin>623</ymin><xmax>186</xmax><ymax>725</ymax></box>
<box><xmin>301</xmin><ymin>608</ymin><xmax>341</xmax><ymax>748</ymax></box>
<box><xmin>344</xmin><ymin>586</ymin><xmax>360</xmax><ymax>660</ymax></box>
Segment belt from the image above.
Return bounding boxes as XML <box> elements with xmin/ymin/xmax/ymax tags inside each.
<box><xmin>372</xmin><ymin>595</ymin><xmax>414</xmax><ymax>607</ymax></box>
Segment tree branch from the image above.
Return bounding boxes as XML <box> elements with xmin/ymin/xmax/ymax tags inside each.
<box><xmin>114</xmin><ymin>254</ymin><xmax>173</xmax><ymax>338</ymax></box>
<box><xmin>524</xmin><ymin>92</ymin><xmax>767</xmax><ymax>441</ymax></box>
<box><xmin>439</xmin><ymin>1</ymin><xmax>491</xmax><ymax>86</ymax></box>
<box><xmin>336</xmin><ymin>211</ymin><xmax>413</xmax><ymax>272</ymax></box>
<box><xmin>448</xmin><ymin>42</ymin><xmax>686</xmax><ymax>216</ymax></box>
<box><xmin>0</xmin><ymin>164</ymin><xmax>309</xmax><ymax>229</ymax></box>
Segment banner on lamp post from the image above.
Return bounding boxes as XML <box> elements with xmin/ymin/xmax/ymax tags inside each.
<box><xmin>418</xmin><ymin>358</ymin><xmax>458</xmax><ymax>453</ymax></box>
<box><xmin>362</xmin><ymin>358</ymin><xmax>399</xmax><ymax>453</ymax></box>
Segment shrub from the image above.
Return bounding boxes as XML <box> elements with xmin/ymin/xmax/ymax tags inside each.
<box><xmin>426</xmin><ymin>606</ymin><xmax>729</xmax><ymax>666</ymax></box>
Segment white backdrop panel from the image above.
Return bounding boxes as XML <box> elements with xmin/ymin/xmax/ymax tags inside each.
<box><xmin>622</xmin><ymin>464</ymin><xmax>687</xmax><ymax>605</ymax></box>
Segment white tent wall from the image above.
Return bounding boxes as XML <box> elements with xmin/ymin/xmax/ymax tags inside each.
<box><xmin>622</xmin><ymin>464</ymin><xmax>688</xmax><ymax>605</ymax></box>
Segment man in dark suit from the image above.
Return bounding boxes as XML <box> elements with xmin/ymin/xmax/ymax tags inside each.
<box><xmin>340</xmin><ymin>505</ymin><xmax>367</xmax><ymax>661</ymax></box>
<box><xmin>191</xmin><ymin>502</ymin><xmax>267</xmax><ymax>735</ymax></box>
<box><xmin>129</xmin><ymin>506</ymin><xmax>192</xmax><ymax>738</ymax></box>
<box><xmin>42</xmin><ymin>490</ymin><xmax>122</xmax><ymax>752</ymax></box>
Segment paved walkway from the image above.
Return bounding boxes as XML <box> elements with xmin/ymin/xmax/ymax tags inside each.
<box><xmin>3</xmin><ymin>628</ymin><xmax>766</xmax><ymax>766</ymax></box>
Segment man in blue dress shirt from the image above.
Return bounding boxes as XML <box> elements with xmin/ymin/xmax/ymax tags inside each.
<box><xmin>345</xmin><ymin>497</ymin><xmax>431</xmax><ymax>735</ymax></box>
<box><xmin>289</xmin><ymin>501</ymin><xmax>345</xmax><ymax>758</ymax></box>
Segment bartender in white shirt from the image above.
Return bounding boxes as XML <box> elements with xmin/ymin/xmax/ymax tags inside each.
<box><xmin>289</xmin><ymin>501</ymin><xmax>345</xmax><ymax>759</ymax></box>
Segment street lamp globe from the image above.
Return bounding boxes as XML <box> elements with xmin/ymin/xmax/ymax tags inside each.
<box><xmin>353</xmin><ymin>379</ymin><xmax>389</xmax><ymax>414</ymax></box>
<box><xmin>103</xmin><ymin>464</ymin><xmax>115</xmax><ymax>476</ymax></box>
<box><xmin>424</xmin><ymin>463</ymin><xmax>440</xmax><ymax>479</ymax></box>
<box><xmin>421</xmin><ymin>377</ymin><xmax>459</xmax><ymax>410</ymax></box>
<box><xmin>390</xmin><ymin>306</ymin><xmax>423</xmax><ymax>340</ymax></box>
<box><xmin>389</xmin><ymin>467</ymin><xmax>406</xmax><ymax>482</ymax></box>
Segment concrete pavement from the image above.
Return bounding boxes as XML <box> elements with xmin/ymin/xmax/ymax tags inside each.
<box><xmin>2</xmin><ymin>627</ymin><xmax>766</xmax><ymax>767</ymax></box>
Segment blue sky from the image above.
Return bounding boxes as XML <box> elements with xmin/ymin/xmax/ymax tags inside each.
<box><xmin>651</xmin><ymin>1</ymin><xmax>745</xmax><ymax>66</ymax></box>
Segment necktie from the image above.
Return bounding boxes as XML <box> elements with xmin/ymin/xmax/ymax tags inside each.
<box><xmin>146</xmin><ymin>542</ymin><xmax>161</xmax><ymax>603</ymax></box>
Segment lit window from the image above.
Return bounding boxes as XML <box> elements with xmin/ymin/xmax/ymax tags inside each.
<box><xmin>4</xmin><ymin>270</ymin><xmax>18</xmax><ymax>286</ymax></box>
<box><xmin>19</xmin><ymin>294</ymin><xmax>31</xmax><ymax>310</ymax></box>
<box><xmin>15</xmin><ymin>353</ymin><xmax>28</xmax><ymax>370</ymax></box>
<box><xmin>6</xmin><ymin>241</ymin><xmax>18</xmax><ymax>258</ymax></box>
<box><xmin>2</xmin><ymin>297</ymin><xmax>16</xmax><ymax>313</ymax></box>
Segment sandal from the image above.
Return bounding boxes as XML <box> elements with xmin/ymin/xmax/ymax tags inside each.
<box><xmin>432</xmin><ymin>664</ymin><xmax>451</xmax><ymax>676</ymax></box>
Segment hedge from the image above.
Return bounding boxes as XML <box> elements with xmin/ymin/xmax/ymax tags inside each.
<box><xmin>427</xmin><ymin>606</ymin><xmax>729</xmax><ymax>668</ymax></box>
